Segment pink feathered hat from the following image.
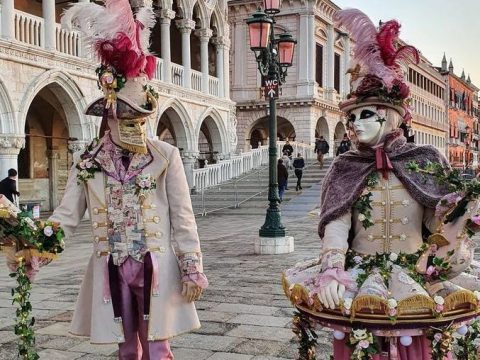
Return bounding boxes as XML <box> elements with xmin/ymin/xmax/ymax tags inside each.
<box><xmin>334</xmin><ymin>9</ymin><xmax>419</xmax><ymax>122</ymax></box>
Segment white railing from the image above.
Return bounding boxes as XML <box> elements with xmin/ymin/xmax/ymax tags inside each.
<box><xmin>55</xmin><ymin>25</ymin><xmax>80</xmax><ymax>56</ymax></box>
<box><xmin>209</xmin><ymin>76</ymin><xmax>219</xmax><ymax>97</ymax></box>
<box><xmin>171</xmin><ymin>63</ymin><xmax>184</xmax><ymax>86</ymax></box>
<box><xmin>14</xmin><ymin>10</ymin><xmax>43</xmax><ymax>47</ymax></box>
<box><xmin>191</xmin><ymin>142</ymin><xmax>315</xmax><ymax>190</ymax></box>
<box><xmin>153</xmin><ymin>57</ymin><xmax>163</xmax><ymax>81</ymax></box>
<box><xmin>191</xmin><ymin>69</ymin><xmax>202</xmax><ymax>92</ymax></box>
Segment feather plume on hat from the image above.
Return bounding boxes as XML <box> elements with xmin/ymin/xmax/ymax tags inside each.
<box><xmin>62</xmin><ymin>0</ymin><xmax>156</xmax><ymax>79</ymax></box>
<box><xmin>334</xmin><ymin>9</ymin><xmax>420</xmax><ymax>121</ymax></box>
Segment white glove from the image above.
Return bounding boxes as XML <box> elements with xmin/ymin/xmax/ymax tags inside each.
<box><xmin>181</xmin><ymin>281</ymin><xmax>203</xmax><ymax>302</ymax></box>
<box><xmin>318</xmin><ymin>279</ymin><xmax>345</xmax><ymax>309</ymax></box>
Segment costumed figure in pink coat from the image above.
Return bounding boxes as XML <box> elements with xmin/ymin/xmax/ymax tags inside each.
<box><xmin>33</xmin><ymin>1</ymin><xmax>208</xmax><ymax>359</ymax></box>
<box><xmin>283</xmin><ymin>9</ymin><xmax>480</xmax><ymax>360</ymax></box>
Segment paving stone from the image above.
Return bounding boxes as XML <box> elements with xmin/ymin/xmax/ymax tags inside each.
<box><xmin>0</xmin><ymin>331</ymin><xmax>17</xmax><ymax>344</ymax></box>
<box><xmin>37</xmin><ymin>322</ymin><xmax>71</xmax><ymax>336</ymax></box>
<box><xmin>171</xmin><ymin>334</ymin><xmax>243</xmax><ymax>352</ymax></box>
<box><xmin>39</xmin><ymin>335</ymin><xmax>85</xmax><ymax>351</ymax></box>
<box><xmin>233</xmin><ymin>339</ymin><xmax>288</xmax><ymax>357</ymax></box>
<box><xmin>211</xmin><ymin>303</ymin><xmax>279</xmax><ymax>316</ymax></box>
<box><xmin>68</xmin><ymin>341</ymin><xmax>118</xmax><ymax>355</ymax></box>
<box><xmin>227</xmin><ymin>325</ymin><xmax>294</xmax><ymax>342</ymax></box>
<box><xmin>193</xmin><ymin>321</ymin><xmax>237</xmax><ymax>335</ymax></box>
<box><xmin>77</xmin><ymin>355</ymin><xmax>117</xmax><ymax>360</ymax></box>
<box><xmin>207</xmin><ymin>352</ymin><xmax>253</xmax><ymax>360</ymax></box>
<box><xmin>227</xmin><ymin>314</ymin><xmax>291</xmax><ymax>328</ymax></box>
<box><xmin>38</xmin><ymin>348</ymin><xmax>84</xmax><ymax>359</ymax></box>
<box><xmin>171</xmin><ymin>348</ymin><xmax>213</xmax><ymax>360</ymax></box>
<box><xmin>198</xmin><ymin>310</ymin><xmax>236</xmax><ymax>323</ymax></box>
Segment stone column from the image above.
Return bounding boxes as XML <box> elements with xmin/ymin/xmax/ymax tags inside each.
<box><xmin>0</xmin><ymin>135</ymin><xmax>24</xmax><ymax>178</ymax></box>
<box><xmin>43</xmin><ymin>0</ymin><xmax>56</xmax><ymax>51</ymax></box>
<box><xmin>176</xmin><ymin>19</ymin><xmax>195</xmax><ymax>89</ymax></box>
<box><xmin>213</xmin><ymin>36</ymin><xmax>229</xmax><ymax>98</ymax></box>
<box><xmin>342</xmin><ymin>37</ymin><xmax>351</xmax><ymax>97</ymax></box>
<box><xmin>195</xmin><ymin>28</ymin><xmax>213</xmax><ymax>94</ymax></box>
<box><xmin>47</xmin><ymin>149</ymin><xmax>60</xmax><ymax>209</ymax></box>
<box><xmin>160</xmin><ymin>9</ymin><xmax>175</xmax><ymax>83</ymax></box>
<box><xmin>296</xmin><ymin>14</ymin><xmax>309</xmax><ymax>97</ymax></box>
<box><xmin>325</xmin><ymin>24</ymin><xmax>335</xmax><ymax>100</ymax></box>
<box><xmin>1</xmin><ymin>0</ymin><xmax>15</xmax><ymax>40</ymax></box>
<box><xmin>181</xmin><ymin>151</ymin><xmax>199</xmax><ymax>189</ymax></box>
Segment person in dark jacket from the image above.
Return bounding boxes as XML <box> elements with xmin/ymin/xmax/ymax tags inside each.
<box><xmin>292</xmin><ymin>153</ymin><xmax>305</xmax><ymax>191</ymax></box>
<box><xmin>314</xmin><ymin>136</ymin><xmax>329</xmax><ymax>168</ymax></box>
<box><xmin>336</xmin><ymin>133</ymin><xmax>351</xmax><ymax>156</ymax></box>
<box><xmin>282</xmin><ymin>140</ymin><xmax>294</xmax><ymax>158</ymax></box>
<box><xmin>277</xmin><ymin>159</ymin><xmax>288</xmax><ymax>202</ymax></box>
<box><xmin>0</xmin><ymin>168</ymin><xmax>20</xmax><ymax>204</ymax></box>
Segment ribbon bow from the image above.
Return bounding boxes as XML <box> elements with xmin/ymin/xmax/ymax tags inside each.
<box><xmin>375</xmin><ymin>146</ymin><xmax>393</xmax><ymax>180</ymax></box>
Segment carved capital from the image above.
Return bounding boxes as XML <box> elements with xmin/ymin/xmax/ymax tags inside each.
<box><xmin>176</xmin><ymin>19</ymin><xmax>196</xmax><ymax>34</ymax></box>
<box><xmin>195</xmin><ymin>28</ymin><xmax>213</xmax><ymax>41</ymax></box>
<box><xmin>68</xmin><ymin>140</ymin><xmax>88</xmax><ymax>154</ymax></box>
<box><xmin>0</xmin><ymin>135</ymin><xmax>25</xmax><ymax>152</ymax></box>
<box><xmin>159</xmin><ymin>9</ymin><xmax>176</xmax><ymax>22</ymax></box>
<box><xmin>212</xmin><ymin>36</ymin><xmax>230</xmax><ymax>49</ymax></box>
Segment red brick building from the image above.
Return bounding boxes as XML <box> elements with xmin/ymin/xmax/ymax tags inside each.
<box><xmin>441</xmin><ymin>58</ymin><xmax>479</xmax><ymax>170</ymax></box>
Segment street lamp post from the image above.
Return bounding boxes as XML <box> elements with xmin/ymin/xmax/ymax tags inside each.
<box><xmin>246</xmin><ymin>2</ymin><xmax>297</xmax><ymax>243</ymax></box>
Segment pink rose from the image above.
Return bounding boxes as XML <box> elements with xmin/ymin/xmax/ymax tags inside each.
<box><xmin>144</xmin><ymin>180</ymin><xmax>151</xmax><ymax>188</ymax></box>
<box><xmin>472</xmin><ymin>215</ymin><xmax>480</xmax><ymax>226</ymax></box>
<box><xmin>358</xmin><ymin>340</ymin><xmax>370</xmax><ymax>349</ymax></box>
<box><xmin>388</xmin><ymin>308</ymin><xmax>397</xmax><ymax>317</ymax></box>
<box><xmin>434</xmin><ymin>333</ymin><xmax>442</xmax><ymax>342</ymax></box>
<box><xmin>426</xmin><ymin>266</ymin><xmax>436</xmax><ymax>276</ymax></box>
<box><xmin>79</xmin><ymin>161</ymin><xmax>86</xmax><ymax>169</ymax></box>
<box><xmin>435</xmin><ymin>304</ymin><xmax>444</xmax><ymax>313</ymax></box>
<box><xmin>139</xmin><ymin>180</ymin><xmax>147</xmax><ymax>188</ymax></box>
<box><xmin>344</xmin><ymin>309</ymin><xmax>351</xmax><ymax>315</ymax></box>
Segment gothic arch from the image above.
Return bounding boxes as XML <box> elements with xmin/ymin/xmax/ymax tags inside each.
<box><xmin>155</xmin><ymin>98</ymin><xmax>193</xmax><ymax>150</ymax></box>
<box><xmin>315</xmin><ymin>117</ymin><xmax>329</xmax><ymax>139</ymax></box>
<box><xmin>196</xmin><ymin>107</ymin><xmax>228</xmax><ymax>154</ymax></box>
<box><xmin>18</xmin><ymin>70</ymin><xmax>89</xmax><ymax>141</ymax></box>
<box><xmin>0</xmin><ymin>74</ymin><xmax>16</xmax><ymax>134</ymax></box>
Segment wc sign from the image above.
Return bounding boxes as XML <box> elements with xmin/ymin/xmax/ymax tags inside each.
<box><xmin>263</xmin><ymin>79</ymin><xmax>279</xmax><ymax>99</ymax></box>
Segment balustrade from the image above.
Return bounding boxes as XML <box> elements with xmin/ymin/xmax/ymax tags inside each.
<box><xmin>171</xmin><ymin>63</ymin><xmax>184</xmax><ymax>86</ymax></box>
<box><xmin>55</xmin><ymin>25</ymin><xmax>80</xmax><ymax>56</ymax></box>
<box><xmin>14</xmin><ymin>10</ymin><xmax>43</xmax><ymax>47</ymax></box>
<box><xmin>191</xmin><ymin>69</ymin><xmax>202</xmax><ymax>92</ymax></box>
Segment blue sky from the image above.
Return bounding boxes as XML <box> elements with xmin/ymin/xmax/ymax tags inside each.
<box><xmin>333</xmin><ymin>0</ymin><xmax>480</xmax><ymax>84</ymax></box>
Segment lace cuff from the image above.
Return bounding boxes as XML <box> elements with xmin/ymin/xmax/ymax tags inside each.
<box><xmin>320</xmin><ymin>249</ymin><xmax>346</xmax><ymax>271</ymax></box>
<box><xmin>178</xmin><ymin>252</ymin><xmax>208</xmax><ymax>288</ymax></box>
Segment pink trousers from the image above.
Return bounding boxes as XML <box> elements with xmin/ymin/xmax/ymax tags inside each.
<box><xmin>333</xmin><ymin>336</ymin><xmax>452</xmax><ymax>360</ymax></box>
<box><xmin>117</xmin><ymin>258</ymin><xmax>174</xmax><ymax>360</ymax></box>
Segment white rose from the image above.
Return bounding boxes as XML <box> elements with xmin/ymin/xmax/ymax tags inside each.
<box><xmin>85</xmin><ymin>160</ymin><xmax>93</xmax><ymax>169</ymax></box>
<box><xmin>387</xmin><ymin>298</ymin><xmax>398</xmax><ymax>309</ymax></box>
<box><xmin>389</xmin><ymin>253</ymin><xmax>398</xmax><ymax>262</ymax></box>
<box><xmin>474</xmin><ymin>291</ymin><xmax>480</xmax><ymax>301</ymax></box>
<box><xmin>434</xmin><ymin>296</ymin><xmax>444</xmax><ymax>305</ymax></box>
<box><xmin>358</xmin><ymin>214</ymin><xmax>366</xmax><ymax>222</ymax></box>
<box><xmin>80</xmin><ymin>170</ymin><xmax>89</xmax><ymax>178</ymax></box>
<box><xmin>343</xmin><ymin>298</ymin><xmax>353</xmax><ymax>310</ymax></box>
<box><xmin>43</xmin><ymin>226</ymin><xmax>53</xmax><ymax>237</ymax></box>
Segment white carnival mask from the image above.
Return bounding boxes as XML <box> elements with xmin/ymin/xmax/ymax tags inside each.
<box><xmin>347</xmin><ymin>106</ymin><xmax>401</xmax><ymax>147</ymax></box>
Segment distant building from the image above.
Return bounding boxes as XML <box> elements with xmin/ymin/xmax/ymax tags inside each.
<box><xmin>407</xmin><ymin>54</ymin><xmax>448</xmax><ymax>156</ymax></box>
<box><xmin>228</xmin><ymin>0</ymin><xmax>351</xmax><ymax>156</ymax></box>
<box><xmin>439</xmin><ymin>57</ymin><xmax>479</xmax><ymax>169</ymax></box>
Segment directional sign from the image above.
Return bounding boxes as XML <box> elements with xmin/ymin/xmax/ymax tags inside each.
<box><xmin>263</xmin><ymin>79</ymin><xmax>279</xmax><ymax>99</ymax></box>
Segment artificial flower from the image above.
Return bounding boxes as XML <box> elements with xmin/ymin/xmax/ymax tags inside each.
<box><xmin>358</xmin><ymin>214</ymin><xmax>366</xmax><ymax>222</ymax></box>
<box><xmin>389</xmin><ymin>253</ymin><xmax>398</xmax><ymax>262</ymax></box>
<box><xmin>43</xmin><ymin>226</ymin><xmax>53</xmax><ymax>237</ymax></box>
<box><xmin>434</xmin><ymin>296</ymin><xmax>445</xmax><ymax>305</ymax></box>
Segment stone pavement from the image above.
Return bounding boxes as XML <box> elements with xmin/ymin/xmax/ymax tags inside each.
<box><xmin>0</xmin><ymin>196</ymin><xmax>334</xmax><ymax>359</ymax></box>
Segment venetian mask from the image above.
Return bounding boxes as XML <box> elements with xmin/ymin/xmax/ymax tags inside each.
<box><xmin>347</xmin><ymin>106</ymin><xmax>402</xmax><ymax>147</ymax></box>
<box><xmin>117</xmin><ymin>118</ymin><xmax>148</xmax><ymax>154</ymax></box>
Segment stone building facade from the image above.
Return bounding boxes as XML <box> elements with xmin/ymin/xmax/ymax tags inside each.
<box><xmin>439</xmin><ymin>57</ymin><xmax>479</xmax><ymax>169</ymax></box>
<box><xmin>228</xmin><ymin>0</ymin><xmax>350</xmax><ymax>155</ymax></box>
<box><xmin>0</xmin><ymin>0</ymin><xmax>235</xmax><ymax>210</ymax></box>
<box><xmin>407</xmin><ymin>54</ymin><xmax>448</xmax><ymax>156</ymax></box>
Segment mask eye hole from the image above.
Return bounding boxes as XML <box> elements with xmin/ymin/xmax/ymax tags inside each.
<box><xmin>359</xmin><ymin>110</ymin><xmax>376</xmax><ymax>120</ymax></box>
<box><xmin>348</xmin><ymin>113</ymin><xmax>356</xmax><ymax>123</ymax></box>
<box><xmin>126</xmin><ymin>123</ymin><xmax>136</xmax><ymax>128</ymax></box>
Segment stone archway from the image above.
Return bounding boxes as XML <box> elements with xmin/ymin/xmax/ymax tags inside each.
<box><xmin>18</xmin><ymin>84</ymin><xmax>76</xmax><ymax>211</ymax></box>
<box><xmin>247</xmin><ymin>116</ymin><xmax>296</xmax><ymax>149</ymax></box>
<box><xmin>196</xmin><ymin>114</ymin><xmax>225</xmax><ymax>167</ymax></box>
<box><xmin>334</xmin><ymin>121</ymin><xmax>346</xmax><ymax>153</ymax></box>
<box><xmin>315</xmin><ymin>116</ymin><xmax>329</xmax><ymax>139</ymax></box>
<box><xmin>156</xmin><ymin>107</ymin><xmax>190</xmax><ymax>151</ymax></box>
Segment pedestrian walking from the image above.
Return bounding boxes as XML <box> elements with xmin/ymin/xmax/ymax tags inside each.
<box><xmin>314</xmin><ymin>136</ymin><xmax>329</xmax><ymax>168</ymax></box>
<box><xmin>281</xmin><ymin>151</ymin><xmax>291</xmax><ymax>190</ymax></box>
<box><xmin>336</xmin><ymin>133</ymin><xmax>351</xmax><ymax>156</ymax></box>
<box><xmin>277</xmin><ymin>159</ymin><xmax>288</xmax><ymax>202</ymax></box>
<box><xmin>282</xmin><ymin>140</ymin><xmax>294</xmax><ymax>158</ymax></box>
<box><xmin>292</xmin><ymin>153</ymin><xmax>305</xmax><ymax>191</ymax></box>
<box><xmin>0</xmin><ymin>168</ymin><xmax>20</xmax><ymax>206</ymax></box>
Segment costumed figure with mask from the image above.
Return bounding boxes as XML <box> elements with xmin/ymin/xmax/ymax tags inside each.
<box><xmin>42</xmin><ymin>1</ymin><xmax>209</xmax><ymax>358</ymax></box>
<box><xmin>283</xmin><ymin>9</ymin><xmax>480</xmax><ymax>360</ymax></box>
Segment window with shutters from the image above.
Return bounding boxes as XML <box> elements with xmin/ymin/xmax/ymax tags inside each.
<box><xmin>316</xmin><ymin>44</ymin><xmax>323</xmax><ymax>87</ymax></box>
<box><xmin>334</xmin><ymin>53</ymin><xmax>341</xmax><ymax>92</ymax></box>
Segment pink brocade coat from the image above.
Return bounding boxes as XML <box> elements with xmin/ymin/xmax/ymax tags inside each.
<box><xmin>49</xmin><ymin>139</ymin><xmax>202</xmax><ymax>343</ymax></box>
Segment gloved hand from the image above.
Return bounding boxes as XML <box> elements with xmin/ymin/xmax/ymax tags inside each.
<box><xmin>181</xmin><ymin>281</ymin><xmax>203</xmax><ymax>302</ymax></box>
<box><xmin>318</xmin><ymin>279</ymin><xmax>345</xmax><ymax>309</ymax></box>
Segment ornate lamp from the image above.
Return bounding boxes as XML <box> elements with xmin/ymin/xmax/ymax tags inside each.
<box><xmin>264</xmin><ymin>0</ymin><xmax>281</xmax><ymax>14</ymax></box>
<box><xmin>246</xmin><ymin>10</ymin><xmax>273</xmax><ymax>51</ymax></box>
<box><xmin>276</xmin><ymin>32</ymin><xmax>296</xmax><ymax>67</ymax></box>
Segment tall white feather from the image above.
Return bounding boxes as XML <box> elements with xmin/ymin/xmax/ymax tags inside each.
<box><xmin>135</xmin><ymin>6</ymin><xmax>156</xmax><ymax>55</ymax></box>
